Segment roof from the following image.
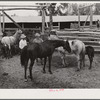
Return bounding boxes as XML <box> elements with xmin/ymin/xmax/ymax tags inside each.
<box><xmin>1</xmin><ymin>15</ymin><xmax>100</xmax><ymax>23</ymax></box>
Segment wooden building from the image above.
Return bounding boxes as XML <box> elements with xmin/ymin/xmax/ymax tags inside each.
<box><xmin>1</xmin><ymin>15</ymin><xmax>100</xmax><ymax>31</ymax></box>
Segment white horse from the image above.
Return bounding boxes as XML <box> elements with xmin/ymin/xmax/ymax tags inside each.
<box><xmin>1</xmin><ymin>29</ymin><xmax>22</xmax><ymax>57</ymax></box>
<box><xmin>59</xmin><ymin>39</ymin><xmax>86</xmax><ymax>71</ymax></box>
<box><xmin>69</xmin><ymin>40</ymin><xmax>86</xmax><ymax>71</ymax></box>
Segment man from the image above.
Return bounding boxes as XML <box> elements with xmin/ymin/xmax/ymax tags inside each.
<box><xmin>19</xmin><ymin>34</ymin><xmax>27</xmax><ymax>52</ymax></box>
<box><xmin>33</xmin><ymin>33</ymin><xmax>43</xmax><ymax>64</ymax></box>
<box><xmin>48</xmin><ymin>30</ymin><xmax>59</xmax><ymax>40</ymax></box>
<box><xmin>33</xmin><ymin>33</ymin><xmax>43</xmax><ymax>43</ymax></box>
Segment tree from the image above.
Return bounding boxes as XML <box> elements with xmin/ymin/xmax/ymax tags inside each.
<box><xmin>94</xmin><ymin>3</ymin><xmax>100</xmax><ymax>15</ymax></box>
<box><xmin>80</xmin><ymin>4</ymin><xmax>92</xmax><ymax>15</ymax></box>
<box><xmin>71</xmin><ymin>3</ymin><xmax>93</xmax><ymax>15</ymax></box>
<box><xmin>71</xmin><ymin>3</ymin><xmax>78</xmax><ymax>15</ymax></box>
<box><xmin>36</xmin><ymin>3</ymin><xmax>57</xmax><ymax>16</ymax></box>
<box><xmin>36</xmin><ymin>3</ymin><xmax>70</xmax><ymax>16</ymax></box>
<box><xmin>56</xmin><ymin>3</ymin><xmax>69</xmax><ymax>16</ymax></box>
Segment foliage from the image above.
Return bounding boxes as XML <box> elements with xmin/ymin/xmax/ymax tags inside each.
<box><xmin>36</xmin><ymin>3</ymin><xmax>100</xmax><ymax>16</ymax></box>
<box><xmin>93</xmin><ymin>3</ymin><xmax>100</xmax><ymax>15</ymax></box>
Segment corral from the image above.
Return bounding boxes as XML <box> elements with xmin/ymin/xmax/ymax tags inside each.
<box><xmin>0</xmin><ymin>3</ymin><xmax>100</xmax><ymax>89</ymax></box>
<box><xmin>0</xmin><ymin>29</ymin><xmax>100</xmax><ymax>88</ymax></box>
<box><xmin>0</xmin><ymin>51</ymin><xmax>100</xmax><ymax>88</ymax></box>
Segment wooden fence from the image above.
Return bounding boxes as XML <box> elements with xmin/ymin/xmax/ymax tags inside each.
<box><xmin>57</xmin><ymin>30</ymin><xmax>100</xmax><ymax>53</ymax></box>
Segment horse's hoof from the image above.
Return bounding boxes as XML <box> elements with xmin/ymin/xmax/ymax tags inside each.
<box><xmin>49</xmin><ymin>71</ymin><xmax>53</xmax><ymax>74</ymax></box>
<box><xmin>28</xmin><ymin>76</ymin><xmax>33</xmax><ymax>80</ymax></box>
<box><xmin>89</xmin><ymin>67</ymin><xmax>92</xmax><ymax>70</ymax></box>
<box><xmin>43</xmin><ymin>70</ymin><xmax>46</xmax><ymax>74</ymax></box>
<box><xmin>76</xmin><ymin>69</ymin><xmax>80</xmax><ymax>72</ymax></box>
<box><xmin>30</xmin><ymin>78</ymin><xmax>33</xmax><ymax>80</ymax></box>
<box><xmin>61</xmin><ymin>64</ymin><xmax>65</xmax><ymax>67</ymax></box>
<box><xmin>2</xmin><ymin>72</ymin><xmax>8</xmax><ymax>76</ymax></box>
<box><xmin>28</xmin><ymin>75</ymin><xmax>32</xmax><ymax>78</ymax></box>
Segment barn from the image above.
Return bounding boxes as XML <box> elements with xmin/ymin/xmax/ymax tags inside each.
<box><xmin>0</xmin><ymin>15</ymin><xmax>100</xmax><ymax>31</ymax></box>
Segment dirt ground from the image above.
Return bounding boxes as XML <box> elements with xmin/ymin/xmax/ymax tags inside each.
<box><xmin>0</xmin><ymin>52</ymin><xmax>100</xmax><ymax>89</ymax></box>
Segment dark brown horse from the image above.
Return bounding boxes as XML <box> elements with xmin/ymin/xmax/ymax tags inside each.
<box><xmin>20</xmin><ymin>39</ymin><xmax>71</xmax><ymax>80</ymax></box>
<box><xmin>1</xmin><ymin>44</ymin><xmax>10</xmax><ymax>59</ymax></box>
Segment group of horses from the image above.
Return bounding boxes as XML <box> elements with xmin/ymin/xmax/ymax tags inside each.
<box><xmin>0</xmin><ymin>29</ymin><xmax>94</xmax><ymax>81</ymax></box>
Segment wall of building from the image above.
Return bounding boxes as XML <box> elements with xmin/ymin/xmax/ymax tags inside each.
<box><xmin>1</xmin><ymin>21</ymin><xmax>96</xmax><ymax>32</ymax></box>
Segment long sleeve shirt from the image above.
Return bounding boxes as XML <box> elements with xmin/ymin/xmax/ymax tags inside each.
<box><xmin>19</xmin><ymin>39</ymin><xmax>27</xmax><ymax>49</ymax></box>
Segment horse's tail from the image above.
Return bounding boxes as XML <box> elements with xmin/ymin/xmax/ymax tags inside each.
<box><xmin>91</xmin><ymin>47</ymin><xmax>94</xmax><ymax>58</ymax></box>
<box><xmin>20</xmin><ymin>46</ymin><xmax>29</xmax><ymax>67</ymax></box>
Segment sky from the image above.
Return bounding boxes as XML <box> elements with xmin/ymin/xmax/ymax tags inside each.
<box><xmin>0</xmin><ymin>1</ymin><xmax>97</xmax><ymax>16</ymax></box>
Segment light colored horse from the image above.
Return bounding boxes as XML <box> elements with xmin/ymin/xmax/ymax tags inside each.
<box><xmin>69</xmin><ymin>40</ymin><xmax>86</xmax><ymax>71</ymax></box>
<box><xmin>1</xmin><ymin>29</ymin><xmax>22</xmax><ymax>56</ymax></box>
<box><xmin>58</xmin><ymin>39</ymin><xmax>86</xmax><ymax>71</ymax></box>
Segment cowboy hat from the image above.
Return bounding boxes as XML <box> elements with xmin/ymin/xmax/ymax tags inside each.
<box><xmin>20</xmin><ymin>34</ymin><xmax>26</xmax><ymax>38</ymax></box>
<box><xmin>35</xmin><ymin>33</ymin><xmax>40</xmax><ymax>37</ymax></box>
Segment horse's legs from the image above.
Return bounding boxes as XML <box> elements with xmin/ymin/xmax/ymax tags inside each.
<box><xmin>76</xmin><ymin>54</ymin><xmax>80</xmax><ymax>71</ymax></box>
<box><xmin>48</xmin><ymin>55</ymin><xmax>52</xmax><ymax>74</ymax></box>
<box><xmin>79</xmin><ymin>53</ymin><xmax>85</xmax><ymax>70</ymax></box>
<box><xmin>40</xmin><ymin>58</ymin><xmax>43</xmax><ymax>65</ymax></box>
<box><xmin>88</xmin><ymin>55</ymin><xmax>93</xmax><ymax>69</ymax></box>
<box><xmin>8</xmin><ymin>44</ymin><xmax>11</xmax><ymax>58</ymax></box>
<box><xmin>29</xmin><ymin>59</ymin><xmax>35</xmax><ymax>80</ymax></box>
<box><xmin>79</xmin><ymin>54</ymin><xmax>83</xmax><ymax>70</ymax></box>
<box><xmin>24</xmin><ymin>62</ymin><xmax>28</xmax><ymax>79</ymax></box>
<box><xmin>10</xmin><ymin>48</ymin><xmax>12</xmax><ymax>58</ymax></box>
<box><xmin>82</xmin><ymin>54</ymin><xmax>85</xmax><ymax>68</ymax></box>
<box><xmin>23</xmin><ymin>59</ymin><xmax>28</xmax><ymax>80</ymax></box>
<box><xmin>60</xmin><ymin>51</ymin><xmax>66</xmax><ymax>67</ymax></box>
<box><xmin>61</xmin><ymin>57</ymin><xmax>66</xmax><ymax>67</ymax></box>
<box><xmin>43</xmin><ymin>57</ymin><xmax>47</xmax><ymax>73</ymax></box>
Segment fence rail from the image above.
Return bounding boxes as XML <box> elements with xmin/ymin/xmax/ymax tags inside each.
<box><xmin>57</xmin><ymin>30</ymin><xmax>100</xmax><ymax>53</ymax></box>
<box><xmin>4</xmin><ymin>28</ymin><xmax>41</xmax><ymax>31</ymax></box>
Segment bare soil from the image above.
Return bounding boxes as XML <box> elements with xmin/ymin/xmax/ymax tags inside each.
<box><xmin>0</xmin><ymin>52</ymin><xmax>100</xmax><ymax>88</ymax></box>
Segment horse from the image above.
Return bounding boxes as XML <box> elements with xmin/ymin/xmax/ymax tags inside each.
<box><xmin>1</xmin><ymin>29</ymin><xmax>22</xmax><ymax>58</ymax></box>
<box><xmin>60</xmin><ymin>39</ymin><xmax>86</xmax><ymax>71</ymax></box>
<box><xmin>20</xmin><ymin>39</ymin><xmax>71</xmax><ymax>80</ymax></box>
<box><xmin>85</xmin><ymin>46</ymin><xmax>94</xmax><ymax>69</ymax></box>
<box><xmin>1</xmin><ymin>44</ymin><xmax>10</xmax><ymax>59</ymax></box>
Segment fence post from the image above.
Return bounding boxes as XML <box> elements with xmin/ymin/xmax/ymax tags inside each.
<box><xmin>0</xmin><ymin>12</ymin><xmax>3</xmax><ymax>40</ymax></box>
<box><xmin>78</xmin><ymin>8</ymin><xmax>80</xmax><ymax>31</ymax></box>
<box><xmin>58</xmin><ymin>22</ymin><xmax>60</xmax><ymax>30</ymax></box>
<box><xmin>41</xmin><ymin>7</ymin><xmax>45</xmax><ymax>35</ymax></box>
<box><xmin>90</xmin><ymin>6</ymin><xmax>93</xmax><ymax>28</ymax></box>
<box><xmin>49</xmin><ymin>4</ymin><xmax>53</xmax><ymax>32</ymax></box>
<box><xmin>2</xmin><ymin>10</ymin><xmax>5</xmax><ymax>32</ymax></box>
<box><xmin>2</xmin><ymin>11</ymin><xmax>23</xmax><ymax>31</ymax></box>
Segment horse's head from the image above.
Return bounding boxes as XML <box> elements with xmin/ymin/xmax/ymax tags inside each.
<box><xmin>63</xmin><ymin>40</ymin><xmax>71</xmax><ymax>53</ymax></box>
<box><xmin>18</xmin><ymin>29</ymin><xmax>23</xmax><ymax>34</ymax></box>
<box><xmin>15</xmin><ymin>29</ymin><xmax>23</xmax><ymax>38</ymax></box>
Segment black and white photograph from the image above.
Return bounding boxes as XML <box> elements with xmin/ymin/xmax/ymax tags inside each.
<box><xmin>0</xmin><ymin>0</ymin><xmax>100</xmax><ymax>98</ymax></box>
